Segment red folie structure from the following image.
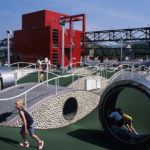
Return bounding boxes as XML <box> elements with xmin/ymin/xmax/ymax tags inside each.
<box><xmin>13</xmin><ymin>10</ymin><xmax>86</xmax><ymax>66</ymax></box>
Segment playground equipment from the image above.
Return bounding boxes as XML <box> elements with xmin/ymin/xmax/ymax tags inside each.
<box><xmin>0</xmin><ymin>62</ymin><xmax>150</xmax><ymax>147</ymax></box>
<box><xmin>98</xmin><ymin>77</ymin><xmax>150</xmax><ymax>146</ymax></box>
<box><xmin>0</xmin><ymin>66</ymin><xmax>15</xmax><ymax>89</ymax></box>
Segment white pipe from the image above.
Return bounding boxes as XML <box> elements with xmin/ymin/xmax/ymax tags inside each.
<box><xmin>62</xmin><ymin>25</ymin><xmax>65</xmax><ymax>70</ymax></box>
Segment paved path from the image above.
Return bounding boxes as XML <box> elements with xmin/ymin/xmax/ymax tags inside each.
<box><xmin>0</xmin><ymin>82</ymin><xmax>73</xmax><ymax>124</ymax></box>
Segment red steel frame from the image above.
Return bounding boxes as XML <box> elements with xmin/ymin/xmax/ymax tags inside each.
<box><xmin>60</xmin><ymin>14</ymin><xmax>86</xmax><ymax>65</ymax></box>
<box><xmin>13</xmin><ymin>10</ymin><xmax>86</xmax><ymax>66</ymax></box>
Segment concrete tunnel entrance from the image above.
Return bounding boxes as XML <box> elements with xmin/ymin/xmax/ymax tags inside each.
<box><xmin>98</xmin><ymin>79</ymin><xmax>150</xmax><ymax>146</ymax></box>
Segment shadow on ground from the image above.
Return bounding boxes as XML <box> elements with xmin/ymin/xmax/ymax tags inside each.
<box><xmin>0</xmin><ymin>136</ymin><xmax>18</xmax><ymax>146</ymax></box>
<box><xmin>0</xmin><ymin>112</ymin><xmax>12</xmax><ymax>123</ymax></box>
<box><xmin>67</xmin><ymin>129</ymin><xmax>150</xmax><ymax>150</ymax></box>
<box><xmin>0</xmin><ymin>136</ymin><xmax>39</xmax><ymax>149</ymax></box>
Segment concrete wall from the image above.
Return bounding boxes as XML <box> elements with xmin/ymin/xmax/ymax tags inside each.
<box><xmin>11</xmin><ymin>90</ymin><xmax>100</xmax><ymax>129</ymax></box>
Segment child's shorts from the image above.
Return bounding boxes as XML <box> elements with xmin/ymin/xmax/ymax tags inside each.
<box><xmin>20</xmin><ymin>123</ymin><xmax>35</xmax><ymax>136</ymax></box>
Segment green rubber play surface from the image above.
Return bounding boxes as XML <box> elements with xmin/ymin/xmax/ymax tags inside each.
<box><xmin>17</xmin><ymin>72</ymin><xmax>79</xmax><ymax>86</ymax></box>
<box><xmin>0</xmin><ymin>108</ymin><xmax>122</xmax><ymax>150</ymax></box>
<box><xmin>0</xmin><ymin>106</ymin><xmax>149</xmax><ymax>150</ymax></box>
<box><xmin>0</xmin><ymin>86</ymin><xmax>150</xmax><ymax>150</ymax></box>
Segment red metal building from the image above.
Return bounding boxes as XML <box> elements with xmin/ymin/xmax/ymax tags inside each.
<box><xmin>13</xmin><ymin>10</ymin><xmax>86</xmax><ymax>66</ymax></box>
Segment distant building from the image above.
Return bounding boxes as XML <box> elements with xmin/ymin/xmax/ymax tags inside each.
<box><xmin>0</xmin><ymin>38</ymin><xmax>13</xmax><ymax>64</ymax></box>
<box><xmin>12</xmin><ymin>10</ymin><xmax>86</xmax><ymax>66</ymax></box>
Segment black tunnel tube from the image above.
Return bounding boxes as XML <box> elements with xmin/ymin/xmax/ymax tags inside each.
<box><xmin>98</xmin><ymin>79</ymin><xmax>150</xmax><ymax>145</ymax></box>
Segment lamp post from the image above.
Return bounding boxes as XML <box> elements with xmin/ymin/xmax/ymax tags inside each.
<box><xmin>6</xmin><ymin>30</ymin><xmax>12</xmax><ymax>66</ymax></box>
<box><xmin>60</xmin><ymin>21</ymin><xmax>65</xmax><ymax>72</ymax></box>
<box><xmin>120</xmin><ymin>38</ymin><xmax>123</xmax><ymax>62</ymax></box>
<box><xmin>126</xmin><ymin>44</ymin><xmax>132</xmax><ymax>61</ymax></box>
<box><xmin>45</xmin><ymin>57</ymin><xmax>49</xmax><ymax>87</ymax></box>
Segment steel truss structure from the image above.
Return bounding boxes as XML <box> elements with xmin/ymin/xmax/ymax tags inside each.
<box><xmin>86</xmin><ymin>27</ymin><xmax>150</xmax><ymax>42</ymax></box>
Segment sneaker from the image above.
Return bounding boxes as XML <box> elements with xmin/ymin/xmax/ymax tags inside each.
<box><xmin>19</xmin><ymin>142</ymin><xmax>29</xmax><ymax>148</ymax></box>
<box><xmin>38</xmin><ymin>140</ymin><xmax>44</xmax><ymax>150</ymax></box>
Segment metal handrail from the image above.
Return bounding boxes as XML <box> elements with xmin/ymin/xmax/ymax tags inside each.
<box><xmin>9</xmin><ymin>62</ymin><xmax>36</xmax><ymax>69</ymax></box>
<box><xmin>15</xmin><ymin>69</ymin><xmax>59</xmax><ymax>81</ymax></box>
<box><xmin>1</xmin><ymin>62</ymin><xmax>150</xmax><ymax>107</ymax></box>
<box><xmin>0</xmin><ymin>73</ymin><xmax>85</xmax><ymax>109</ymax></box>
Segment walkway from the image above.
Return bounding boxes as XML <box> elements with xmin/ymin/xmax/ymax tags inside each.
<box><xmin>0</xmin><ymin>82</ymin><xmax>73</xmax><ymax>124</ymax></box>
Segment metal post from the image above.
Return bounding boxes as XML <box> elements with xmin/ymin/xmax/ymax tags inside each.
<box><xmin>78</xmin><ymin>75</ymin><xmax>79</xmax><ymax>90</ymax></box>
<box><xmin>58</xmin><ymin>77</ymin><xmax>59</xmax><ymax>86</ymax></box>
<box><xmin>24</xmin><ymin>93</ymin><xmax>27</xmax><ymax>110</ymax></box>
<box><xmin>18</xmin><ymin>62</ymin><xmax>19</xmax><ymax>70</ymax></box>
<box><xmin>46</xmin><ymin>60</ymin><xmax>49</xmax><ymax>87</ymax></box>
<box><xmin>0</xmin><ymin>75</ymin><xmax>1</xmax><ymax>90</ymax></box>
<box><xmin>70</xmin><ymin>18</ymin><xmax>73</xmax><ymax>67</ymax></box>
<box><xmin>120</xmin><ymin>39</ymin><xmax>123</xmax><ymax>62</ymax></box>
<box><xmin>62</xmin><ymin>25</ymin><xmax>65</xmax><ymax>71</ymax></box>
<box><xmin>72</xmin><ymin>74</ymin><xmax>74</xmax><ymax>89</ymax></box>
<box><xmin>60</xmin><ymin>21</ymin><xmax>65</xmax><ymax>73</ymax></box>
<box><xmin>44</xmin><ymin>57</ymin><xmax>49</xmax><ymax>87</ymax></box>
<box><xmin>131</xmin><ymin>66</ymin><xmax>134</xmax><ymax>79</ymax></box>
<box><xmin>38</xmin><ymin>70</ymin><xmax>39</xmax><ymax>83</ymax></box>
<box><xmin>14</xmin><ymin>72</ymin><xmax>17</xmax><ymax>86</ymax></box>
<box><xmin>55</xmin><ymin>78</ymin><xmax>57</xmax><ymax>95</ymax></box>
<box><xmin>70</xmin><ymin>44</ymin><xmax>72</xmax><ymax>67</ymax></box>
<box><xmin>7</xmin><ymin>31</ymin><xmax>11</xmax><ymax>65</ymax></box>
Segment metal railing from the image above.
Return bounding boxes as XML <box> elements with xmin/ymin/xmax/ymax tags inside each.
<box><xmin>10</xmin><ymin>61</ymin><xmax>150</xmax><ymax>84</ymax></box>
<box><xmin>0</xmin><ymin>73</ymin><xmax>85</xmax><ymax>109</ymax></box>
<box><xmin>14</xmin><ymin>69</ymin><xmax>60</xmax><ymax>85</ymax></box>
<box><xmin>1</xmin><ymin>61</ymin><xmax>150</xmax><ymax>110</ymax></box>
<box><xmin>9</xmin><ymin>62</ymin><xmax>36</xmax><ymax>70</ymax></box>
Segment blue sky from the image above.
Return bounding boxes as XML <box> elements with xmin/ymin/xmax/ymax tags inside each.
<box><xmin>0</xmin><ymin>0</ymin><xmax>150</xmax><ymax>39</ymax></box>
